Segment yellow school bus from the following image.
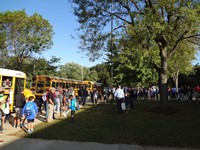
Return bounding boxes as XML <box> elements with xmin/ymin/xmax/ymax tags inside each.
<box><xmin>32</xmin><ymin>75</ymin><xmax>58</xmax><ymax>97</ymax></box>
<box><xmin>31</xmin><ymin>75</ymin><xmax>101</xmax><ymax>97</ymax></box>
<box><xmin>0</xmin><ymin>68</ymin><xmax>34</xmax><ymax>112</ymax></box>
<box><xmin>84</xmin><ymin>80</ymin><xmax>103</xmax><ymax>93</ymax></box>
<box><xmin>31</xmin><ymin>75</ymin><xmax>75</xmax><ymax>97</ymax></box>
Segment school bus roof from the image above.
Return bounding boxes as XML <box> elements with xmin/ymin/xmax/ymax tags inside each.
<box><xmin>0</xmin><ymin>68</ymin><xmax>26</xmax><ymax>78</ymax></box>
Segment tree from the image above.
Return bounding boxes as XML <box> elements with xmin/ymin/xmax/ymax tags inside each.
<box><xmin>91</xmin><ymin>63</ymin><xmax>110</xmax><ymax>86</ymax></box>
<box><xmin>168</xmin><ymin>41</ymin><xmax>196</xmax><ymax>91</ymax></box>
<box><xmin>0</xmin><ymin>10</ymin><xmax>54</xmax><ymax>70</ymax></box>
<box><xmin>59</xmin><ymin>62</ymin><xmax>82</xmax><ymax>79</ymax></box>
<box><xmin>70</xmin><ymin>0</ymin><xmax>200</xmax><ymax>110</ymax></box>
<box><xmin>58</xmin><ymin>62</ymin><xmax>98</xmax><ymax>81</ymax></box>
<box><xmin>21</xmin><ymin>56</ymin><xmax>60</xmax><ymax>87</ymax></box>
<box><xmin>87</xmin><ymin>69</ymin><xmax>99</xmax><ymax>81</ymax></box>
<box><xmin>105</xmin><ymin>36</ymin><xmax>158</xmax><ymax>86</ymax></box>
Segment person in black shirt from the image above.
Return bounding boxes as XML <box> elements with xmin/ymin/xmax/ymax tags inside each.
<box><xmin>13</xmin><ymin>88</ymin><xmax>26</xmax><ymax>128</ymax></box>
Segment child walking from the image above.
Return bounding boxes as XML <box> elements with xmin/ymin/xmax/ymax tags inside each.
<box><xmin>69</xmin><ymin>95</ymin><xmax>76</xmax><ymax>122</ymax></box>
<box><xmin>4</xmin><ymin>95</ymin><xmax>11</xmax><ymax>123</ymax></box>
<box><xmin>22</xmin><ymin>96</ymin><xmax>38</xmax><ymax>133</ymax></box>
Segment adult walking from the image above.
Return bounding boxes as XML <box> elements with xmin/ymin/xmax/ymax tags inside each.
<box><xmin>54</xmin><ymin>89</ymin><xmax>60</xmax><ymax>115</ymax></box>
<box><xmin>78</xmin><ymin>87</ymin><xmax>84</xmax><ymax>105</ymax></box>
<box><xmin>14</xmin><ymin>88</ymin><xmax>26</xmax><ymax>128</ymax></box>
<box><xmin>114</xmin><ymin>85</ymin><xmax>125</xmax><ymax>114</ymax></box>
<box><xmin>46</xmin><ymin>87</ymin><xmax>56</xmax><ymax>122</ymax></box>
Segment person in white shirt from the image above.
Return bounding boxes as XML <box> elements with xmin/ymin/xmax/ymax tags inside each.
<box><xmin>68</xmin><ymin>87</ymin><xmax>74</xmax><ymax>97</ymax></box>
<box><xmin>4</xmin><ymin>95</ymin><xmax>10</xmax><ymax>123</ymax></box>
<box><xmin>114</xmin><ymin>85</ymin><xmax>125</xmax><ymax>114</ymax></box>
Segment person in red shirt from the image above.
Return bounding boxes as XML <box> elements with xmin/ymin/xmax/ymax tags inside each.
<box><xmin>194</xmin><ymin>85</ymin><xmax>200</xmax><ymax>103</ymax></box>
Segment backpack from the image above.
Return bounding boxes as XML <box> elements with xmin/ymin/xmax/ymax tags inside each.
<box><xmin>25</xmin><ymin>102</ymin><xmax>34</xmax><ymax>116</ymax></box>
<box><xmin>42</xmin><ymin>93</ymin><xmax>47</xmax><ymax>101</ymax></box>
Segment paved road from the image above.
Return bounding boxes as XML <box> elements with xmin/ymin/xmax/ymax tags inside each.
<box><xmin>0</xmin><ymin>114</ymin><xmax>198</xmax><ymax>150</ymax></box>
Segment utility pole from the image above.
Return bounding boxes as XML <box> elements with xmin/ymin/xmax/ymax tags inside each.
<box><xmin>110</xmin><ymin>0</ymin><xmax>113</xmax><ymax>88</ymax></box>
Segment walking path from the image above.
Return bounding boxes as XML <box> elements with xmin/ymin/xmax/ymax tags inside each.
<box><xmin>0</xmin><ymin>114</ymin><xmax>198</xmax><ymax>150</ymax></box>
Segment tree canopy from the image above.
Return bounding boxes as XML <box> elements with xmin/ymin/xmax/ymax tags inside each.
<box><xmin>58</xmin><ymin>62</ymin><xmax>99</xmax><ymax>81</ymax></box>
<box><xmin>0</xmin><ymin>10</ymin><xmax>54</xmax><ymax>70</ymax></box>
<box><xmin>70</xmin><ymin>0</ymin><xmax>200</xmax><ymax>110</ymax></box>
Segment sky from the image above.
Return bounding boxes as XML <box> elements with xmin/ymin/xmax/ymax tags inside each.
<box><xmin>0</xmin><ymin>0</ymin><xmax>104</xmax><ymax>67</ymax></box>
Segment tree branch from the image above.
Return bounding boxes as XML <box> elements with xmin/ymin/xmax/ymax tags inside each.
<box><xmin>94</xmin><ymin>2</ymin><xmax>136</xmax><ymax>26</ymax></box>
<box><xmin>182</xmin><ymin>34</ymin><xmax>200</xmax><ymax>40</ymax></box>
<box><xmin>146</xmin><ymin>0</ymin><xmax>153</xmax><ymax>8</ymax></box>
<box><xmin>130</xmin><ymin>0</ymin><xmax>144</xmax><ymax>14</ymax></box>
<box><xmin>168</xmin><ymin>30</ymin><xmax>190</xmax><ymax>58</ymax></box>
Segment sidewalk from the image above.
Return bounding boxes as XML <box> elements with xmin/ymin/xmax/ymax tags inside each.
<box><xmin>0</xmin><ymin>114</ymin><xmax>198</xmax><ymax>150</ymax></box>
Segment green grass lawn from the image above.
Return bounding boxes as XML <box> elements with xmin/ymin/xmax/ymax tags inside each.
<box><xmin>15</xmin><ymin>100</ymin><xmax>200</xmax><ymax>148</ymax></box>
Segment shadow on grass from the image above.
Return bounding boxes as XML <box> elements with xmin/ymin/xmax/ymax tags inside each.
<box><xmin>11</xmin><ymin>101</ymin><xmax>200</xmax><ymax>149</ymax></box>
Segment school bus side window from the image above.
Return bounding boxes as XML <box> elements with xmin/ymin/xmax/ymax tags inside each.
<box><xmin>32</xmin><ymin>82</ymin><xmax>36</xmax><ymax>87</ymax></box>
<box><xmin>2</xmin><ymin>76</ymin><xmax>12</xmax><ymax>88</ymax></box>
<box><xmin>45</xmin><ymin>81</ymin><xmax>50</xmax><ymax>87</ymax></box>
<box><xmin>52</xmin><ymin>82</ymin><xmax>56</xmax><ymax>87</ymax></box>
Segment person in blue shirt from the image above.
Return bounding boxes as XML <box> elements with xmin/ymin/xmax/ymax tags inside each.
<box><xmin>22</xmin><ymin>96</ymin><xmax>38</xmax><ymax>133</ymax></box>
<box><xmin>69</xmin><ymin>95</ymin><xmax>76</xmax><ymax>122</ymax></box>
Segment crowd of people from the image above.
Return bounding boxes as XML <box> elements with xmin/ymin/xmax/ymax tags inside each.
<box><xmin>104</xmin><ymin>84</ymin><xmax>200</xmax><ymax>103</ymax></box>
<box><xmin>0</xmin><ymin>86</ymin><xmax>81</xmax><ymax>143</ymax></box>
<box><xmin>103</xmin><ymin>84</ymin><xmax>200</xmax><ymax>114</ymax></box>
<box><xmin>0</xmin><ymin>83</ymin><xmax>200</xmax><ymax>144</ymax></box>
<box><xmin>36</xmin><ymin>86</ymin><xmax>79</xmax><ymax>123</ymax></box>
<box><xmin>168</xmin><ymin>85</ymin><xmax>200</xmax><ymax>102</ymax></box>
<box><xmin>104</xmin><ymin>85</ymin><xmax>159</xmax><ymax>103</ymax></box>
<box><xmin>0</xmin><ymin>87</ymin><xmax>40</xmax><ymax>136</ymax></box>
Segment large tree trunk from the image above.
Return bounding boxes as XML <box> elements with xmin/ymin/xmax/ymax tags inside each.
<box><xmin>159</xmin><ymin>72</ymin><xmax>168</xmax><ymax>110</ymax></box>
<box><xmin>159</xmin><ymin>47</ymin><xmax>168</xmax><ymax>110</ymax></box>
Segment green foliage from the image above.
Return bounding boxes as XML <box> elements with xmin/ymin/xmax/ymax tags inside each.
<box><xmin>91</xmin><ymin>63</ymin><xmax>110</xmax><ymax>86</ymax></box>
<box><xmin>104</xmin><ymin>35</ymin><xmax>158</xmax><ymax>86</ymax></box>
<box><xmin>58</xmin><ymin>62</ymin><xmax>99</xmax><ymax>81</ymax></box>
<box><xmin>71</xmin><ymin>0</ymin><xmax>200</xmax><ymax>69</ymax></box>
<box><xmin>0</xmin><ymin>10</ymin><xmax>54</xmax><ymax>70</ymax></box>
<box><xmin>59</xmin><ymin>62</ymin><xmax>82</xmax><ymax>80</ymax></box>
<box><xmin>88</xmin><ymin>70</ymin><xmax>99</xmax><ymax>81</ymax></box>
<box><xmin>168</xmin><ymin>41</ymin><xmax>196</xmax><ymax>77</ymax></box>
<box><xmin>24</xmin><ymin>56</ymin><xmax>60</xmax><ymax>87</ymax></box>
<box><xmin>71</xmin><ymin>0</ymin><xmax>200</xmax><ymax>109</ymax></box>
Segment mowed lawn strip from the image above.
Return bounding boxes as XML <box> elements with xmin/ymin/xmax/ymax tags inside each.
<box><xmin>15</xmin><ymin>101</ymin><xmax>200</xmax><ymax>148</ymax></box>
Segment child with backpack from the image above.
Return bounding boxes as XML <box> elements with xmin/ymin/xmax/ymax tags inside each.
<box><xmin>22</xmin><ymin>96</ymin><xmax>38</xmax><ymax>133</ymax></box>
<box><xmin>69</xmin><ymin>95</ymin><xmax>77</xmax><ymax>122</ymax></box>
